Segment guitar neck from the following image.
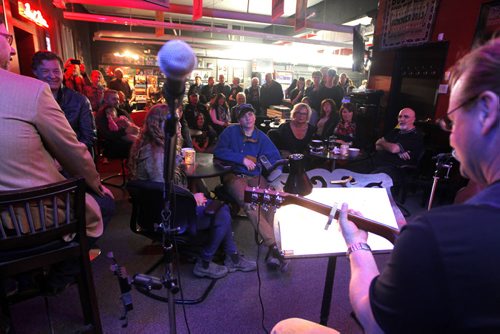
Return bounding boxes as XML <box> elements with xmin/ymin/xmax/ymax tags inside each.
<box><xmin>287</xmin><ymin>195</ymin><xmax>399</xmax><ymax>244</ymax></box>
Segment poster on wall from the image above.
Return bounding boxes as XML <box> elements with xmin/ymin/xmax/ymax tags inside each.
<box><xmin>233</xmin><ymin>68</ymin><xmax>244</xmax><ymax>82</ymax></box>
<box><xmin>381</xmin><ymin>0</ymin><xmax>439</xmax><ymax>49</ymax></box>
<box><xmin>217</xmin><ymin>65</ymin><xmax>227</xmax><ymax>79</ymax></box>
<box><xmin>1</xmin><ymin>0</ymin><xmax>6</xmax><ymax>27</ymax></box>
<box><xmin>473</xmin><ymin>0</ymin><xmax>500</xmax><ymax>48</ymax></box>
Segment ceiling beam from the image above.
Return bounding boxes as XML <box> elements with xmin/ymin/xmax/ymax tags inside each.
<box><xmin>62</xmin><ymin>0</ymin><xmax>352</xmax><ymax>33</ymax></box>
<box><xmin>64</xmin><ymin>11</ymin><xmax>352</xmax><ymax>48</ymax></box>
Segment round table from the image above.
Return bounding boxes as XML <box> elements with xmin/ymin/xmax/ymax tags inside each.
<box><xmin>180</xmin><ymin>152</ymin><xmax>232</xmax><ymax>178</ymax></box>
<box><xmin>308</xmin><ymin>149</ymin><xmax>369</xmax><ymax>172</ymax></box>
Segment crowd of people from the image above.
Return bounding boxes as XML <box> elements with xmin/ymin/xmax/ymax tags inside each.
<box><xmin>3</xmin><ymin>12</ymin><xmax>500</xmax><ymax>332</ymax></box>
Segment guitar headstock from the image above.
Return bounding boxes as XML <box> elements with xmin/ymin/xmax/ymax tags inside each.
<box><xmin>244</xmin><ymin>187</ymin><xmax>291</xmax><ymax>209</ymax></box>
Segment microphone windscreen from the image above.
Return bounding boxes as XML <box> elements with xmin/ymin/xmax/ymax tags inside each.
<box><xmin>157</xmin><ymin>40</ymin><xmax>197</xmax><ymax>80</ymax></box>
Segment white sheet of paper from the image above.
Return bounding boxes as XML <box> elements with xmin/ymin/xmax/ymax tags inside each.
<box><xmin>274</xmin><ymin>188</ymin><xmax>397</xmax><ymax>257</ymax></box>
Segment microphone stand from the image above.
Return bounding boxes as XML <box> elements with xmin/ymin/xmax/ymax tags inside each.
<box><xmin>132</xmin><ymin>86</ymin><xmax>184</xmax><ymax>333</ymax></box>
<box><xmin>427</xmin><ymin>155</ymin><xmax>454</xmax><ymax>211</ymax></box>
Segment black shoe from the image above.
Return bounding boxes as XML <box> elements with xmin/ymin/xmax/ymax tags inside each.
<box><xmin>266</xmin><ymin>246</ymin><xmax>290</xmax><ymax>272</ymax></box>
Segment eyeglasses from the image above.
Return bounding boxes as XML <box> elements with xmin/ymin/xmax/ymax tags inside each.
<box><xmin>294</xmin><ymin>112</ymin><xmax>308</xmax><ymax>116</ymax></box>
<box><xmin>0</xmin><ymin>32</ymin><xmax>13</xmax><ymax>46</ymax></box>
<box><xmin>438</xmin><ymin>94</ymin><xmax>479</xmax><ymax>132</ymax></box>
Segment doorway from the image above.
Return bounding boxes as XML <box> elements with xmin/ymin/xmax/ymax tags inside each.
<box><xmin>13</xmin><ymin>26</ymin><xmax>35</xmax><ymax>77</ymax></box>
<box><xmin>384</xmin><ymin>42</ymin><xmax>449</xmax><ymax>132</ymax></box>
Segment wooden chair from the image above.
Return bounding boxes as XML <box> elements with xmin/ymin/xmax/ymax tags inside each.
<box><xmin>0</xmin><ymin>178</ymin><xmax>102</xmax><ymax>333</ymax></box>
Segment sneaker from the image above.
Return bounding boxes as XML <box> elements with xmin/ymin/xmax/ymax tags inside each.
<box><xmin>193</xmin><ymin>260</ymin><xmax>228</xmax><ymax>279</ymax></box>
<box><xmin>266</xmin><ymin>247</ymin><xmax>290</xmax><ymax>273</ymax></box>
<box><xmin>224</xmin><ymin>254</ymin><xmax>257</xmax><ymax>273</ymax></box>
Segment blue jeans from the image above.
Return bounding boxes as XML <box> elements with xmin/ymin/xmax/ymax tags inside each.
<box><xmin>196</xmin><ymin>200</ymin><xmax>237</xmax><ymax>261</ymax></box>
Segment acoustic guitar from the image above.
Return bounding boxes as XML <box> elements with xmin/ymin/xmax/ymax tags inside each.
<box><xmin>244</xmin><ymin>187</ymin><xmax>399</xmax><ymax>244</ymax></box>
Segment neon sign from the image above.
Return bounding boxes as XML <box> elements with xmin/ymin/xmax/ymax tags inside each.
<box><xmin>18</xmin><ymin>1</ymin><xmax>49</xmax><ymax>28</ymax></box>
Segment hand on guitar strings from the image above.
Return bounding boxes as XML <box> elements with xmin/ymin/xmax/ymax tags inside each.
<box><xmin>338</xmin><ymin>203</ymin><xmax>368</xmax><ymax>247</ymax></box>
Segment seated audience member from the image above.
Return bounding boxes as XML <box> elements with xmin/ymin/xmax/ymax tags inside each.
<box><xmin>96</xmin><ymin>90</ymin><xmax>137</xmax><ymax>157</ymax></box>
<box><xmin>84</xmin><ymin>69</ymin><xmax>106</xmax><ymax>112</ymax></box>
<box><xmin>209</xmin><ymin>93</ymin><xmax>231</xmax><ymax>134</ymax></box>
<box><xmin>176</xmin><ymin>105</ymin><xmax>193</xmax><ymax>148</ymax></box>
<box><xmin>301</xmin><ymin>96</ymin><xmax>319</xmax><ymax>126</ymax></box>
<box><xmin>372</xmin><ymin>108</ymin><xmax>424</xmax><ymax>184</ymax></box>
<box><xmin>273</xmin><ymin>37</ymin><xmax>500</xmax><ymax>334</ymax></box>
<box><xmin>192</xmin><ymin>113</ymin><xmax>217</xmax><ymax>153</ymax></box>
<box><xmin>358</xmin><ymin>79</ymin><xmax>368</xmax><ymax>91</ymax></box>
<box><xmin>315</xmin><ymin>99</ymin><xmax>340</xmax><ymax>140</ymax></box>
<box><xmin>333</xmin><ymin>102</ymin><xmax>356</xmax><ymax>145</ymax></box>
<box><xmin>228</xmin><ymin>77</ymin><xmax>243</xmax><ymax>108</ymax></box>
<box><xmin>183</xmin><ymin>92</ymin><xmax>210</xmax><ymax>129</ymax></box>
<box><xmin>146</xmin><ymin>76</ymin><xmax>162</xmax><ymax>104</ymax></box>
<box><xmin>230</xmin><ymin>92</ymin><xmax>247</xmax><ymax>122</ymax></box>
<box><xmin>214</xmin><ymin>104</ymin><xmax>289</xmax><ymax>272</ymax></box>
<box><xmin>1</xmin><ymin>24</ymin><xmax>113</xmax><ymax>242</ymax></box>
<box><xmin>129</xmin><ymin>104</ymin><xmax>256</xmax><ymax>278</ymax></box>
<box><xmin>271</xmin><ymin>103</ymin><xmax>316</xmax><ymax>156</ymax></box>
<box><xmin>32</xmin><ymin>51</ymin><xmax>96</xmax><ymax>152</ymax></box>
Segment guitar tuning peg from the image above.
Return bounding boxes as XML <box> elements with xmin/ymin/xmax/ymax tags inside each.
<box><xmin>262</xmin><ymin>204</ymin><xmax>270</xmax><ymax>212</ymax></box>
<box><xmin>249</xmin><ymin>203</ymin><xmax>257</xmax><ymax>211</ymax></box>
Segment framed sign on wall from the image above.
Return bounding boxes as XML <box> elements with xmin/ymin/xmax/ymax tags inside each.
<box><xmin>381</xmin><ymin>0</ymin><xmax>439</xmax><ymax>49</ymax></box>
<box><xmin>473</xmin><ymin>0</ymin><xmax>500</xmax><ymax>48</ymax></box>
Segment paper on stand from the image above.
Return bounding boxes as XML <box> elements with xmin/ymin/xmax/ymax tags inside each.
<box><xmin>275</xmin><ymin>188</ymin><xmax>397</xmax><ymax>258</ymax></box>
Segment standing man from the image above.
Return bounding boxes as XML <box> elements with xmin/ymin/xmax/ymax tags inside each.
<box><xmin>32</xmin><ymin>51</ymin><xmax>96</xmax><ymax>152</ymax></box>
<box><xmin>319</xmin><ymin>68</ymin><xmax>344</xmax><ymax>109</ymax></box>
<box><xmin>188</xmin><ymin>75</ymin><xmax>203</xmax><ymax>97</ymax></box>
<box><xmin>260</xmin><ymin>73</ymin><xmax>284</xmax><ymax>114</ymax></box>
<box><xmin>0</xmin><ymin>17</ymin><xmax>112</xmax><ymax>240</ymax></box>
<box><xmin>108</xmin><ymin>68</ymin><xmax>132</xmax><ymax>100</ymax></box>
<box><xmin>304</xmin><ymin>71</ymin><xmax>323</xmax><ymax>113</ymax></box>
<box><xmin>273</xmin><ymin>36</ymin><xmax>500</xmax><ymax>334</ymax></box>
<box><xmin>200</xmin><ymin>76</ymin><xmax>215</xmax><ymax>104</ymax></box>
<box><xmin>214</xmin><ymin>104</ymin><xmax>288</xmax><ymax>272</ymax></box>
<box><xmin>214</xmin><ymin>74</ymin><xmax>231</xmax><ymax>98</ymax></box>
<box><xmin>228</xmin><ymin>77</ymin><xmax>243</xmax><ymax>108</ymax></box>
<box><xmin>245</xmin><ymin>77</ymin><xmax>261</xmax><ymax>115</ymax></box>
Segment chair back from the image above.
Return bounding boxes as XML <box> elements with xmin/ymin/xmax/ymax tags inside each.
<box><xmin>0</xmin><ymin>178</ymin><xmax>86</xmax><ymax>267</ymax></box>
<box><xmin>0</xmin><ymin>178</ymin><xmax>102</xmax><ymax>333</ymax></box>
<box><xmin>127</xmin><ymin>180</ymin><xmax>197</xmax><ymax>239</ymax></box>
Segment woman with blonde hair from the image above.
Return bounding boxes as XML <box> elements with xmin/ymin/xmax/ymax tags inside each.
<box><xmin>271</xmin><ymin>103</ymin><xmax>316</xmax><ymax>156</ymax></box>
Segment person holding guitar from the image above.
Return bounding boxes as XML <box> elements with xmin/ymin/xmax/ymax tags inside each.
<box><xmin>273</xmin><ymin>39</ymin><xmax>500</xmax><ymax>333</ymax></box>
<box><xmin>214</xmin><ymin>104</ymin><xmax>289</xmax><ymax>272</ymax></box>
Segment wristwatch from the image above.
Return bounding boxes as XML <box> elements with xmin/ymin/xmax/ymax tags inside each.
<box><xmin>347</xmin><ymin>242</ymin><xmax>371</xmax><ymax>256</ymax></box>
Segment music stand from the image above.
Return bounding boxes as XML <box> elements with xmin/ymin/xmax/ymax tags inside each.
<box><xmin>273</xmin><ymin>188</ymin><xmax>398</xmax><ymax>326</ymax></box>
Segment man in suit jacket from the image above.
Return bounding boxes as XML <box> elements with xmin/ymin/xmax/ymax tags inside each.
<box><xmin>0</xmin><ymin>18</ymin><xmax>111</xmax><ymax>238</ymax></box>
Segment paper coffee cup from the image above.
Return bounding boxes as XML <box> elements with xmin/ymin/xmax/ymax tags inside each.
<box><xmin>182</xmin><ymin>148</ymin><xmax>196</xmax><ymax>165</ymax></box>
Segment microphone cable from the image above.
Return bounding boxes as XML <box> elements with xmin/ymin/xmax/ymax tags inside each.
<box><xmin>255</xmin><ymin>157</ymin><xmax>270</xmax><ymax>334</ymax></box>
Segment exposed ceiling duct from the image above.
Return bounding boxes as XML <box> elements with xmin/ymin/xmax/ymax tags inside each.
<box><xmin>64</xmin><ymin>11</ymin><xmax>353</xmax><ymax>48</ymax></box>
